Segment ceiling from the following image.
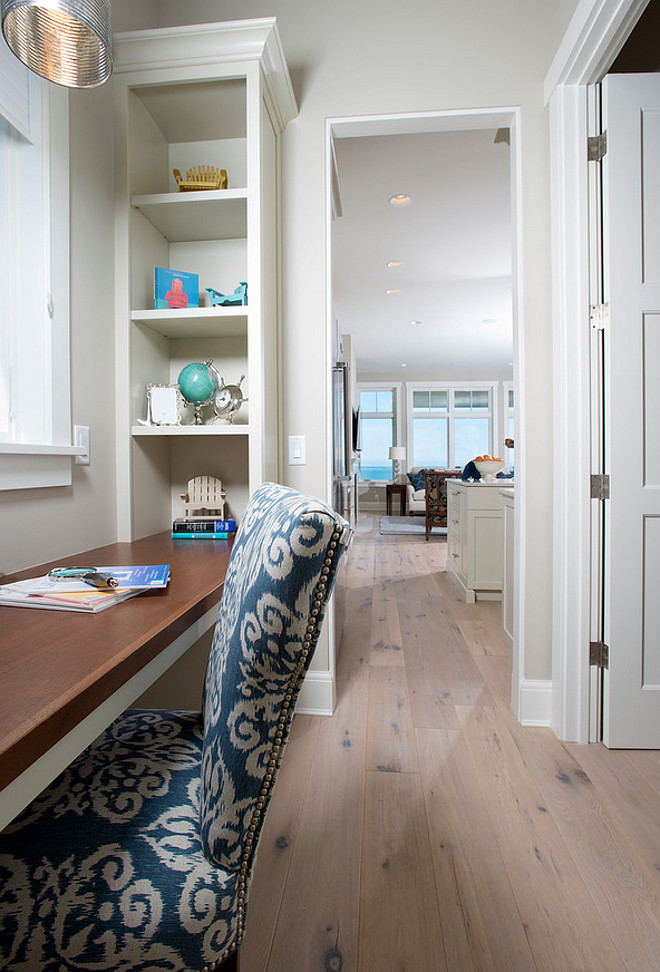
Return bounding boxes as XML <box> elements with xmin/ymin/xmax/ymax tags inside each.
<box><xmin>332</xmin><ymin>128</ymin><xmax>513</xmax><ymax>379</ymax></box>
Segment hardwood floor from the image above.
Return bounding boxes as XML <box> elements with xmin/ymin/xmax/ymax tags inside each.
<box><xmin>240</xmin><ymin>520</ymin><xmax>660</xmax><ymax>971</ymax></box>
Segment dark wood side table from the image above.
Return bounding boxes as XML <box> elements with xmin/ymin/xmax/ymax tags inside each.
<box><xmin>386</xmin><ymin>482</ymin><xmax>407</xmax><ymax>516</ymax></box>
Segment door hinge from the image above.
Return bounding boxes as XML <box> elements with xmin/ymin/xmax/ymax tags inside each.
<box><xmin>590</xmin><ymin>640</ymin><xmax>609</xmax><ymax>668</ymax></box>
<box><xmin>588</xmin><ymin>131</ymin><xmax>607</xmax><ymax>162</ymax></box>
<box><xmin>590</xmin><ymin>303</ymin><xmax>609</xmax><ymax>330</ymax></box>
<box><xmin>591</xmin><ymin>473</ymin><xmax>610</xmax><ymax>500</ymax></box>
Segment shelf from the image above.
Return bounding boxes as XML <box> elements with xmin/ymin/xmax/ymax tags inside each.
<box><xmin>132</xmin><ymin>424</ymin><xmax>249</xmax><ymax>437</ymax></box>
<box><xmin>132</xmin><ymin>307</ymin><xmax>248</xmax><ymax>339</ymax></box>
<box><xmin>131</xmin><ymin>188</ymin><xmax>247</xmax><ymax>242</ymax></box>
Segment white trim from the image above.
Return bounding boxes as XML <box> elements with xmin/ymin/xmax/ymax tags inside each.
<box><xmin>549</xmin><ymin>86</ymin><xmax>593</xmax><ymax>743</ymax></box>
<box><xmin>518</xmin><ymin>679</ymin><xmax>553</xmax><ymax>726</ymax></box>
<box><xmin>544</xmin><ymin>0</ymin><xmax>649</xmax><ymax>103</ymax></box>
<box><xmin>327</xmin><ymin>107</ymin><xmax>525</xmax><ymax>725</ymax></box>
<box><xmin>0</xmin><ymin>82</ymin><xmax>72</xmax><ymax>490</ymax></box>
<box><xmin>297</xmin><ymin>669</ymin><xmax>334</xmax><ymax>716</ymax></box>
<box><xmin>0</xmin><ymin>41</ymin><xmax>32</xmax><ymax>141</ymax></box>
<box><xmin>544</xmin><ymin>0</ymin><xmax>642</xmax><ymax>742</ymax></box>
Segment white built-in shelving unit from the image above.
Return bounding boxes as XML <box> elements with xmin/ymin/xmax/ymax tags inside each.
<box><xmin>113</xmin><ymin>19</ymin><xmax>296</xmax><ymax>540</ymax></box>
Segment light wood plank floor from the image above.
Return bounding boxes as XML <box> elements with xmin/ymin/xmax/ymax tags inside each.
<box><xmin>240</xmin><ymin>520</ymin><xmax>660</xmax><ymax>971</ymax></box>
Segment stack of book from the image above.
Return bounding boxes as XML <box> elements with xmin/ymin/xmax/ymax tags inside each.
<box><xmin>172</xmin><ymin>518</ymin><xmax>236</xmax><ymax>540</ymax></box>
<box><xmin>0</xmin><ymin>564</ymin><xmax>171</xmax><ymax>613</ymax></box>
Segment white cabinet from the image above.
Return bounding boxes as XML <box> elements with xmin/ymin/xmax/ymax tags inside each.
<box><xmin>113</xmin><ymin>20</ymin><xmax>296</xmax><ymax>540</ymax></box>
<box><xmin>446</xmin><ymin>481</ymin><xmax>513</xmax><ymax>603</ymax></box>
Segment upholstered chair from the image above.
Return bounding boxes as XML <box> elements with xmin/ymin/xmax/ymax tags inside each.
<box><xmin>424</xmin><ymin>469</ymin><xmax>462</xmax><ymax>540</ymax></box>
<box><xmin>0</xmin><ymin>483</ymin><xmax>352</xmax><ymax>971</ymax></box>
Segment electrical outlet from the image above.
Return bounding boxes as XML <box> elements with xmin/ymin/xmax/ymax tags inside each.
<box><xmin>74</xmin><ymin>425</ymin><xmax>90</xmax><ymax>465</ymax></box>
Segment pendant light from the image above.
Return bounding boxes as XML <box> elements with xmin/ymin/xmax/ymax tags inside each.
<box><xmin>1</xmin><ymin>0</ymin><xmax>112</xmax><ymax>88</ymax></box>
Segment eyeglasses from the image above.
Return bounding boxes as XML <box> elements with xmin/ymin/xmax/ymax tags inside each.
<box><xmin>48</xmin><ymin>567</ymin><xmax>118</xmax><ymax>590</ymax></box>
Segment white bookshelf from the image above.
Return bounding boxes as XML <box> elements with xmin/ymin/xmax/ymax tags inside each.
<box><xmin>113</xmin><ymin>20</ymin><xmax>297</xmax><ymax>540</ymax></box>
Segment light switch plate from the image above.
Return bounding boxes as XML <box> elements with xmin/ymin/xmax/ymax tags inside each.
<box><xmin>74</xmin><ymin>425</ymin><xmax>90</xmax><ymax>465</ymax></box>
<box><xmin>288</xmin><ymin>434</ymin><xmax>306</xmax><ymax>465</ymax></box>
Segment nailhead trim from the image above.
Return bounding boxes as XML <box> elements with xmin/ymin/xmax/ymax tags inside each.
<box><xmin>215</xmin><ymin>523</ymin><xmax>344</xmax><ymax>960</ymax></box>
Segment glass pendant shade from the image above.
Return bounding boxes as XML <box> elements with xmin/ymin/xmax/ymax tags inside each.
<box><xmin>1</xmin><ymin>0</ymin><xmax>112</xmax><ymax>87</ymax></box>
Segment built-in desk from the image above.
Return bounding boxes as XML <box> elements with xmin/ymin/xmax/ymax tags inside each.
<box><xmin>0</xmin><ymin>532</ymin><xmax>232</xmax><ymax>829</ymax></box>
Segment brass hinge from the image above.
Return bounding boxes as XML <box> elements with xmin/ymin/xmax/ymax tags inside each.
<box><xmin>588</xmin><ymin>132</ymin><xmax>608</xmax><ymax>162</ymax></box>
<box><xmin>590</xmin><ymin>303</ymin><xmax>609</xmax><ymax>330</ymax></box>
<box><xmin>590</xmin><ymin>641</ymin><xmax>609</xmax><ymax>668</ymax></box>
<box><xmin>591</xmin><ymin>473</ymin><xmax>610</xmax><ymax>500</ymax></box>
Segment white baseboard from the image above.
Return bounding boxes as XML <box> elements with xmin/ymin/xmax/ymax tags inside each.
<box><xmin>518</xmin><ymin>679</ymin><xmax>553</xmax><ymax>726</ymax></box>
<box><xmin>296</xmin><ymin>670</ymin><xmax>334</xmax><ymax>716</ymax></box>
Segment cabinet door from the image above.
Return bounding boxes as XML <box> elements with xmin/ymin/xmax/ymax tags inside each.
<box><xmin>467</xmin><ymin>510</ymin><xmax>503</xmax><ymax>590</ymax></box>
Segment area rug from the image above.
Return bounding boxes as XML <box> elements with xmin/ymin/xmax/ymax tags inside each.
<box><xmin>379</xmin><ymin>515</ymin><xmax>447</xmax><ymax>537</ymax></box>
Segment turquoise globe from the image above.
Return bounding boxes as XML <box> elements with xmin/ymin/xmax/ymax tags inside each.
<box><xmin>177</xmin><ymin>362</ymin><xmax>219</xmax><ymax>405</ymax></box>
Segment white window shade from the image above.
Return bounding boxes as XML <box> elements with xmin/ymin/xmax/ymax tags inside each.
<box><xmin>0</xmin><ymin>36</ymin><xmax>31</xmax><ymax>141</ymax></box>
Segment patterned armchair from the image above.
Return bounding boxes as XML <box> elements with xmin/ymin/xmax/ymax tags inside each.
<box><xmin>0</xmin><ymin>483</ymin><xmax>352</xmax><ymax>971</ymax></box>
<box><xmin>425</xmin><ymin>468</ymin><xmax>462</xmax><ymax>540</ymax></box>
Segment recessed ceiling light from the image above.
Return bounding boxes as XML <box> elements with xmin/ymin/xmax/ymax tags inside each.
<box><xmin>389</xmin><ymin>194</ymin><xmax>411</xmax><ymax>207</ymax></box>
<box><xmin>387</xmin><ymin>260</ymin><xmax>404</xmax><ymax>268</ymax></box>
<box><xmin>401</xmin><ymin>363</ymin><xmax>407</xmax><ymax>368</ymax></box>
<box><xmin>410</xmin><ymin>320</ymin><xmax>423</xmax><ymax>326</ymax></box>
<box><xmin>481</xmin><ymin>318</ymin><xmax>497</xmax><ymax>325</ymax></box>
<box><xmin>386</xmin><ymin>289</ymin><xmax>401</xmax><ymax>295</ymax></box>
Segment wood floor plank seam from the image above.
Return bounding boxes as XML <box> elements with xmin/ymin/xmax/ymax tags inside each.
<box><xmin>238</xmin><ymin>524</ymin><xmax>660</xmax><ymax>972</ymax></box>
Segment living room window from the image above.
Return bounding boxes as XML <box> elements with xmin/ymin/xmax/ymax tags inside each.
<box><xmin>408</xmin><ymin>382</ymin><xmax>496</xmax><ymax>469</ymax></box>
<box><xmin>358</xmin><ymin>385</ymin><xmax>398</xmax><ymax>480</ymax></box>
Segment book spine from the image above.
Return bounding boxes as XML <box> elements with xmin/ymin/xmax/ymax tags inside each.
<box><xmin>172</xmin><ymin>520</ymin><xmax>236</xmax><ymax>533</ymax></box>
<box><xmin>171</xmin><ymin>532</ymin><xmax>235</xmax><ymax>540</ymax></box>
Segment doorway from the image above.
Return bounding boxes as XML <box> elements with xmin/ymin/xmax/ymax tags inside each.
<box><xmin>325</xmin><ymin>108</ymin><xmax>524</xmax><ymax>707</ymax></box>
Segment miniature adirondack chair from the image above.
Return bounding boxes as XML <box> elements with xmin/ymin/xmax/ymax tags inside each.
<box><xmin>180</xmin><ymin>475</ymin><xmax>226</xmax><ymax>520</ymax></box>
<box><xmin>173</xmin><ymin>165</ymin><xmax>228</xmax><ymax>191</ymax></box>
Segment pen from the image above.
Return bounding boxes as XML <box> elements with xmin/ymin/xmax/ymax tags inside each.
<box><xmin>82</xmin><ymin>572</ymin><xmax>119</xmax><ymax>590</ymax></box>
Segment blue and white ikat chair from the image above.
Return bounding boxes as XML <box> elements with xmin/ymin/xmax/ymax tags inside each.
<box><xmin>0</xmin><ymin>483</ymin><xmax>352</xmax><ymax>971</ymax></box>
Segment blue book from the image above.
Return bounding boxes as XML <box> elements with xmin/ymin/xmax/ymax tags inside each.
<box><xmin>154</xmin><ymin>267</ymin><xmax>199</xmax><ymax>310</ymax></box>
<box><xmin>97</xmin><ymin>565</ymin><xmax>171</xmax><ymax>588</ymax></box>
<box><xmin>172</xmin><ymin>532</ymin><xmax>234</xmax><ymax>540</ymax></box>
<box><xmin>172</xmin><ymin>519</ymin><xmax>236</xmax><ymax>533</ymax></box>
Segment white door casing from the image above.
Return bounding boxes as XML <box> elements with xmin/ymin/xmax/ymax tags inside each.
<box><xmin>601</xmin><ymin>72</ymin><xmax>660</xmax><ymax>747</ymax></box>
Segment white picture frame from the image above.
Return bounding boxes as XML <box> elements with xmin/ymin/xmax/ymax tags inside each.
<box><xmin>147</xmin><ymin>384</ymin><xmax>181</xmax><ymax>425</ymax></box>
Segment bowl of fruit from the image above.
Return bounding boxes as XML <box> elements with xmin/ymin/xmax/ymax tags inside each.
<box><xmin>474</xmin><ymin>455</ymin><xmax>505</xmax><ymax>483</ymax></box>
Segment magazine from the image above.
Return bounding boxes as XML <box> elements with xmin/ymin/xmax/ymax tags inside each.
<box><xmin>0</xmin><ymin>564</ymin><xmax>170</xmax><ymax>613</ymax></box>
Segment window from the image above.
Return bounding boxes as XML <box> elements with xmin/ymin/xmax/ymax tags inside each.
<box><xmin>409</xmin><ymin>383</ymin><xmax>495</xmax><ymax>469</ymax></box>
<box><xmin>0</xmin><ymin>46</ymin><xmax>74</xmax><ymax>490</ymax></box>
<box><xmin>358</xmin><ymin>386</ymin><xmax>395</xmax><ymax>480</ymax></box>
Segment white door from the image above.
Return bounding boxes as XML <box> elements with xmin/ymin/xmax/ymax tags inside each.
<box><xmin>601</xmin><ymin>73</ymin><xmax>660</xmax><ymax>747</ymax></box>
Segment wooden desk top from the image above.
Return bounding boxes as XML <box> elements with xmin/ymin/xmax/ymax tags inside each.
<box><xmin>0</xmin><ymin>532</ymin><xmax>232</xmax><ymax>792</ymax></box>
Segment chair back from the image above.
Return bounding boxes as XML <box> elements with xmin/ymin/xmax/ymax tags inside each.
<box><xmin>199</xmin><ymin>482</ymin><xmax>351</xmax><ymax>872</ymax></box>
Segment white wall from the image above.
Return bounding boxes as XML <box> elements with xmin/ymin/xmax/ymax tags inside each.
<box><xmin>0</xmin><ymin>4</ymin><xmax>157</xmax><ymax>576</ymax></box>
<box><xmin>156</xmin><ymin>0</ymin><xmax>574</xmax><ymax>683</ymax></box>
<box><xmin>0</xmin><ymin>0</ymin><xmax>583</xmax><ymax>694</ymax></box>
